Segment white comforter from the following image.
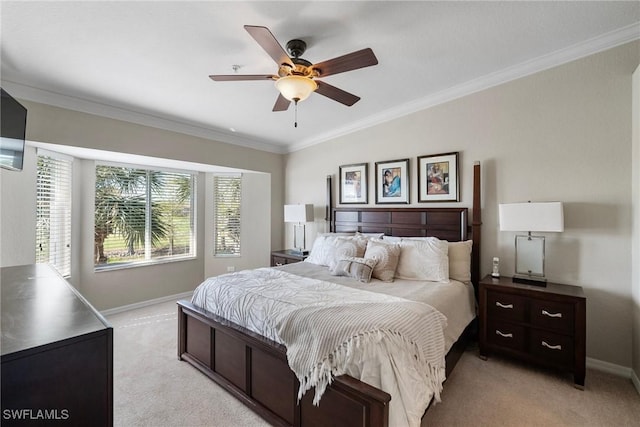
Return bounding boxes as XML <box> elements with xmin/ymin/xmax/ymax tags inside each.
<box><xmin>191</xmin><ymin>266</ymin><xmax>453</xmax><ymax>427</ymax></box>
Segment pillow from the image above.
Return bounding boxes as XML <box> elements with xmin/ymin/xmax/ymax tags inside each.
<box><xmin>382</xmin><ymin>235</ymin><xmax>402</xmax><ymax>244</ymax></box>
<box><xmin>395</xmin><ymin>237</ymin><xmax>449</xmax><ymax>282</ymax></box>
<box><xmin>305</xmin><ymin>234</ymin><xmax>341</xmax><ymax>266</ymax></box>
<box><xmin>356</xmin><ymin>232</ymin><xmax>385</xmax><ymax>240</ymax></box>
<box><xmin>363</xmin><ymin>239</ymin><xmax>401</xmax><ymax>282</ymax></box>
<box><xmin>305</xmin><ymin>234</ymin><xmax>365</xmax><ymax>267</ymax></box>
<box><xmin>328</xmin><ymin>237</ymin><xmax>368</xmax><ymax>269</ymax></box>
<box><xmin>447</xmin><ymin>240</ymin><xmax>473</xmax><ymax>282</ymax></box>
<box><xmin>330</xmin><ymin>257</ymin><xmax>378</xmax><ymax>283</ymax></box>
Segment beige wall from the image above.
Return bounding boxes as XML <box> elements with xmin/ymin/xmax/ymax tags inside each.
<box><xmin>1</xmin><ymin>146</ymin><xmax>37</xmax><ymax>266</ymax></box>
<box><xmin>632</xmin><ymin>64</ymin><xmax>640</xmax><ymax>386</ymax></box>
<box><xmin>0</xmin><ymin>102</ymin><xmax>285</xmax><ymax>310</ymax></box>
<box><xmin>286</xmin><ymin>41</ymin><xmax>640</xmax><ymax>367</ymax></box>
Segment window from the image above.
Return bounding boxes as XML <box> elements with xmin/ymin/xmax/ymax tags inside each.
<box><xmin>214</xmin><ymin>174</ymin><xmax>241</xmax><ymax>256</ymax></box>
<box><xmin>95</xmin><ymin>164</ymin><xmax>196</xmax><ymax>269</ymax></box>
<box><xmin>36</xmin><ymin>152</ymin><xmax>72</xmax><ymax>277</ymax></box>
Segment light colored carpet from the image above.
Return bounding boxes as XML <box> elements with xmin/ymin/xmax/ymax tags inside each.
<box><xmin>108</xmin><ymin>301</ymin><xmax>640</xmax><ymax>427</ymax></box>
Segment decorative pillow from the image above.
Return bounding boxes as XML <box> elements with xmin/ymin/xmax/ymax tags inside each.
<box><xmin>447</xmin><ymin>240</ymin><xmax>473</xmax><ymax>283</ymax></box>
<box><xmin>363</xmin><ymin>239</ymin><xmax>401</xmax><ymax>282</ymax></box>
<box><xmin>395</xmin><ymin>237</ymin><xmax>449</xmax><ymax>282</ymax></box>
<box><xmin>327</xmin><ymin>237</ymin><xmax>368</xmax><ymax>269</ymax></box>
<box><xmin>330</xmin><ymin>257</ymin><xmax>378</xmax><ymax>283</ymax></box>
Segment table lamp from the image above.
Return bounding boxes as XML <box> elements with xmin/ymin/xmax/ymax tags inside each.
<box><xmin>499</xmin><ymin>201</ymin><xmax>564</xmax><ymax>286</ymax></box>
<box><xmin>284</xmin><ymin>204</ymin><xmax>314</xmax><ymax>255</ymax></box>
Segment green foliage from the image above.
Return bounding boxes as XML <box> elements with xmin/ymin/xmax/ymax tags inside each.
<box><xmin>95</xmin><ymin>166</ymin><xmax>192</xmax><ymax>265</ymax></box>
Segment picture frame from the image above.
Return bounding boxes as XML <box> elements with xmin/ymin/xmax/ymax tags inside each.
<box><xmin>417</xmin><ymin>151</ymin><xmax>459</xmax><ymax>202</ymax></box>
<box><xmin>375</xmin><ymin>158</ymin><xmax>410</xmax><ymax>204</ymax></box>
<box><xmin>339</xmin><ymin>163</ymin><xmax>368</xmax><ymax>204</ymax></box>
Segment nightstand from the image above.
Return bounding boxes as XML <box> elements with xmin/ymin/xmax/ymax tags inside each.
<box><xmin>478</xmin><ymin>275</ymin><xmax>586</xmax><ymax>388</ymax></box>
<box><xmin>270</xmin><ymin>250</ymin><xmax>308</xmax><ymax>267</ymax></box>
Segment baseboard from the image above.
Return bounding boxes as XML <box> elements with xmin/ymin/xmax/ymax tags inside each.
<box><xmin>586</xmin><ymin>357</ymin><xmax>633</xmax><ymax>378</ymax></box>
<box><xmin>632</xmin><ymin>369</ymin><xmax>640</xmax><ymax>395</ymax></box>
<box><xmin>101</xmin><ymin>291</ymin><xmax>193</xmax><ymax>317</ymax></box>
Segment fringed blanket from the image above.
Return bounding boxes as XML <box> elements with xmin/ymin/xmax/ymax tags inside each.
<box><xmin>276</xmin><ymin>301</ymin><xmax>447</xmax><ymax>407</ymax></box>
<box><xmin>191</xmin><ymin>267</ymin><xmax>448</xmax><ymax>427</ymax></box>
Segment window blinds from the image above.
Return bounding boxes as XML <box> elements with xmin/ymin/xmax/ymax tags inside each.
<box><xmin>214</xmin><ymin>175</ymin><xmax>241</xmax><ymax>256</ymax></box>
<box><xmin>36</xmin><ymin>153</ymin><xmax>73</xmax><ymax>277</ymax></box>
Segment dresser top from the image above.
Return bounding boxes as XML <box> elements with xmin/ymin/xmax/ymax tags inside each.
<box><xmin>480</xmin><ymin>274</ymin><xmax>585</xmax><ymax>299</ymax></box>
<box><xmin>1</xmin><ymin>264</ymin><xmax>112</xmax><ymax>356</ymax></box>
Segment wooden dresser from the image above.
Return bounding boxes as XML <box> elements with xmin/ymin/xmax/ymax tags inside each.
<box><xmin>1</xmin><ymin>264</ymin><xmax>113</xmax><ymax>426</ymax></box>
<box><xmin>478</xmin><ymin>275</ymin><xmax>586</xmax><ymax>388</ymax></box>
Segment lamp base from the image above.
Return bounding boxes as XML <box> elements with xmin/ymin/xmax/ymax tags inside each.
<box><xmin>513</xmin><ymin>274</ymin><xmax>547</xmax><ymax>287</ymax></box>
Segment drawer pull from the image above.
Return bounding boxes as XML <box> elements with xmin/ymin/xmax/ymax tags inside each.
<box><xmin>495</xmin><ymin>330</ymin><xmax>513</xmax><ymax>338</ymax></box>
<box><xmin>542</xmin><ymin>309</ymin><xmax>563</xmax><ymax>318</ymax></box>
<box><xmin>542</xmin><ymin>341</ymin><xmax>562</xmax><ymax>350</ymax></box>
<box><xmin>496</xmin><ymin>302</ymin><xmax>513</xmax><ymax>309</ymax></box>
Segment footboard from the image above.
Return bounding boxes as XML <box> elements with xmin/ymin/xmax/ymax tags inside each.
<box><xmin>177</xmin><ymin>300</ymin><xmax>391</xmax><ymax>427</ymax></box>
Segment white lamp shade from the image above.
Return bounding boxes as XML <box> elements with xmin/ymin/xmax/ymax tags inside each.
<box><xmin>275</xmin><ymin>76</ymin><xmax>318</xmax><ymax>102</ymax></box>
<box><xmin>284</xmin><ymin>204</ymin><xmax>314</xmax><ymax>223</ymax></box>
<box><xmin>499</xmin><ymin>202</ymin><xmax>564</xmax><ymax>232</ymax></box>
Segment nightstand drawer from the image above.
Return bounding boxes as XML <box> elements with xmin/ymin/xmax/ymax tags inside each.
<box><xmin>530</xmin><ymin>299</ymin><xmax>574</xmax><ymax>333</ymax></box>
<box><xmin>487</xmin><ymin>291</ymin><xmax>526</xmax><ymax>322</ymax></box>
<box><xmin>530</xmin><ymin>329</ymin><xmax>573</xmax><ymax>366</ymax></box>
<box><xmin>487</xmin><ymin>320</ymin><xmax>525</xmax><ymax>352</ymax></box>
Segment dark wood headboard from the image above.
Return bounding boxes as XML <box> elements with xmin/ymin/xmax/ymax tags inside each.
<box><xmin>332</xmin><ymin>207</ymin><xmax>468</xmax><ymax>241</ymax></box>
<box><xmin>328</xmin><ymin>162</ymin><xmax>482</xmax><ymax>293</ymax></box>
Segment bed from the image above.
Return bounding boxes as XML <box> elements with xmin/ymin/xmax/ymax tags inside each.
<box><xmin>177</xmin><ymin>163</ymin><xmax>482</xmax><ymax>427</ymax></box>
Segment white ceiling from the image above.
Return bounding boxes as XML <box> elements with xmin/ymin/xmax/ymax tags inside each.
<box><xmin>2</xmin><ymin>1</ymin><xmax>639</xmax><ymax>154</ymax></box>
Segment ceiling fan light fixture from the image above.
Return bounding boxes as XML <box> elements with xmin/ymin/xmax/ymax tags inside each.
<box><xmin>275</xmin><ymin>75</ymin><xmax>318</xmax><ymax>102</ymax></box>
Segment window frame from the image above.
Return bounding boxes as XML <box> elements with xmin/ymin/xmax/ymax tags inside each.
<box><xmin>94</xmin><ymin>161</ymin><xmax>197</xmax><ymax>272</ymax></box>
<box><xmin>35</xmin><ymin>149</ymin><xmax>73</xmax><ymax>277</ymax></box>
<box><xmin>213</xmin><ymin>174</ymin><xmax>242</xmax><ymax>257</ymax></box>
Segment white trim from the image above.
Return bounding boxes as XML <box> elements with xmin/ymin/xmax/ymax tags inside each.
<box><xmin>100</xmin><ymin>291</ymin><xmax>193</xmax><ymax>317</ymax></box>
<box><xmin>289</xmin><ymin>23</ymin><xmax>640</xmax><ymax>153</ymax></box>
<box><xmin>0</xmin><ymin>81</ymin><xmax>287</xmax><ymax>155</ymax></box>
<box><xmin>2</xmin><ymin>23</ymin><xmax>638</xmax><ymax>155</ymax></box>
<box><xmin>586</xmin><ymin>357</ymin><xmax>633</xmax><ymax>378</ymax></box>
<box><xmin>632</xmin><ymin>369</ymin><xmax>640</xmax><ymax>395</ymax></box>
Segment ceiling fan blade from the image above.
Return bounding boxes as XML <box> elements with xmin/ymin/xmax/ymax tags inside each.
<box><xmin>209</xmin><ymin>74</ymin><xmax>276</xmax><ymax>81</ymax></box>
<box><xmin>244</xmin><ymin>25</ymin><xmax>294</xmax><ymax>68</ymax></box>
<box><xmin>315</xmin><ymin>80</ymin><xmax>360</xmax><ymax>106</ymax></box>
<box><xmin>272</xmin><ymin>94</ymin><xmax>291</xmax><ymax>112</ymax></box>
<box><xmin>311</xmin><ymin>48</ymin><xmax>378</xmax><ymax>78</ymax></box>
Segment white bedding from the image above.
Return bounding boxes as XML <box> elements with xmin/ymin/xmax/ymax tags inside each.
<box><xmin>280</xmin><ymin>261</ymin><xmax>476</xmax><ymax>353</ymax></box>
<box><xmin>190</xmin><ymin>263</ymin><xmax>476</xmax><ymax>427</ymax></box>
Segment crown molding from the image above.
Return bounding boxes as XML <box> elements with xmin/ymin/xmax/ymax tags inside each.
<box><xmin>289</xmin><ymin>22</ymin><xmax>640</xmax><ymax>153</ymax></box>
<box><xmin>3</xmin><ymin>22</ymin><xmax>638</xmax><ymax>156</ymax></box>
<box><xmin>0</xmin><ymin>81</ymin><xmax>288</xmax><ymax>155</ymax></box>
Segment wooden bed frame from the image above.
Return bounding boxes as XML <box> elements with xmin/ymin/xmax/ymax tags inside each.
<box><xmin>178</xmin><ymin>163</ymin><xmax>482</xmax><ymax>427</ymax></box>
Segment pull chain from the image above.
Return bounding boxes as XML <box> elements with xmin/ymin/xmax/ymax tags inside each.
<box><xmin>294</xmin><ymin>99</ymin><xmax>299</xmax><ymax>128</ymax></box>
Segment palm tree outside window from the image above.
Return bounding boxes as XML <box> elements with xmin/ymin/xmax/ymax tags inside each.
<box><xmin>94</xmin><ymin>164</ymin><xmax>195</xmax><ymax>269</ymax></box>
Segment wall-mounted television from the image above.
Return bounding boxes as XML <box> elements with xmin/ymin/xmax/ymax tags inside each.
<box><xmin>1</xmin><ymin>88</ymin><xmax>27</xmax><ymax>171</ymax></box>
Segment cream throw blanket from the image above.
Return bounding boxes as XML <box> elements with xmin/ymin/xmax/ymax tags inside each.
<box><xmin>276</xmin><ymin>300</ymin><xmax>447</xmax><ymax>407</ymax></box>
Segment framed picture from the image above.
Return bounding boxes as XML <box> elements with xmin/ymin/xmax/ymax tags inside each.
<box><xmin>418</xmin><ymin>151</ymin><xmax>459</xmax><ymax>202</ymax></box>
<box><xmin>375</xmin><ymin>158</ymin><xmax>410</xmax><ymax>204</ymax></box>
<box><xmin>339</xmin><ymin>163</ymin><xmax>368</xmax><ymax>204</ymax></box>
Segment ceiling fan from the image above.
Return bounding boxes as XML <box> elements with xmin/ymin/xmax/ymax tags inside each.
<box><xmin>209</xmin><ymin>25</ymin><xmax>379</xmax><ymax>114</ymax></box>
